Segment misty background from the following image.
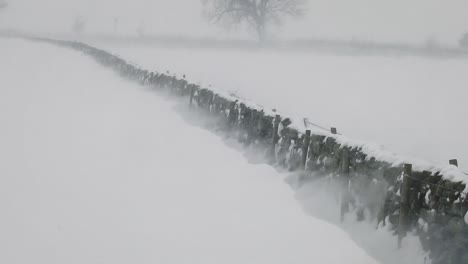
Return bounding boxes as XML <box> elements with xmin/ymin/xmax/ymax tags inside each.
<box><xmin>1</xmin><ymin>0</ymin><xmax>468</xmax><ymax>46</ymax></box>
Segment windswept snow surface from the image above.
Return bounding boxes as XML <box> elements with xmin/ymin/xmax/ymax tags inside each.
<box><xmin>89</xmin><ymin>43</ymin><xmax>468</xmax><ymax>173</ymax></box>
<box><xmin>0</xmin><ymin>38</ymin><xmax>379</xmax><ymax>263</ymax></box>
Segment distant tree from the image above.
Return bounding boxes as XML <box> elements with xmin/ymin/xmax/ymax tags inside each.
<box><xmin>424</xmin><ymin>36</ymin><xmax>440</xmax><ymax>50</ymax></box>
<box><xmin>459</xmin><ymin>32</ymin><xmax>468</xmax><ymax>49</ymax></box>
<box><xmin>136</xmin><ymin>21</ymin><xmax>145</xmax><ymax>38</ymax></box>
<box><xmin>0</xmin><ymin>1</ymin><xmax>8</xmax><ymax>10</ymax></box>
<box><xmin>113</xmin><ymin>17</ymin><xmax>119</xmax><ymax>33</ymax></box>
<box><xmin>202</xmin><ymin>0</ymin><xmax>307</xmax><ymax>42</ymax></box>
<box><xmin>72</xmin><ymin>17</ymin><xmax>86</xmax><ymax>34</ymax></box>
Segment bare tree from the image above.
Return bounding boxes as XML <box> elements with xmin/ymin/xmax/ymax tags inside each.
<box><xmin>459</xmin><ymin>32</ymin><xmax>468</xmax><ymax>49</ymax></box>
<box><xmin>136</xmin><ymin>21</ymin><xmax>146</xmax><ymax>38</ymax></box>
<box><xmin>203</xmin><ymin>0</ymin><xmax>307</xmax><ymax>42</ymax></box>
<box><xmin>72</xmin><ymin>17</ymin><xmax>86</xmax><ymax>34</ymax></box>
<box><xmin>0</xmin><ymin>1</ymin><xmax>8</xmax><ymax>10</ymax></box>
<box><xmin>113</xmin><ymin>17</ymin><xmax>119</xmax><ymax>34</ymax></box>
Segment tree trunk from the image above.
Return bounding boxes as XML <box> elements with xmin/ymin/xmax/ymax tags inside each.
<box><xmin>256</xmin><ymin>24</ymin><xmax>266</xmax><ymax>43</ymax></box>
<box><xmin>256</xmin><ymin>0</ymin><xmax>268</xmax><ymax>43</ymax></box>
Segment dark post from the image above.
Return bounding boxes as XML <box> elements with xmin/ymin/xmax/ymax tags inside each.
<box><xmin>340</xmin><ymin>148</ymin><xmax>350</xmax><ymax>222</ymax></box>
<box><xmin>398</xmin><ymin>163</ymin><xmax>412</xmax><ymax>248</ymax></box>
<box><xmin>227</xmin><ymin>101</ymin><xmax>237</xmax><ymax>127</ymax></box>
<box><xmin>207</xmin><ymin>92</ymin><xmax>214</xmax><ymax>112</ymax></box>
<box><xmin>302</xmin><ymin>130</ymin><xmax>311</xmax><ymax>169</ymax></box>
<box><xmin>248</xmin><ymin>109</ymin><xmax>258</xmax><ymax>144</ymax></box>
<box><xmin>331</xmin><ymin>127</ymin><xmax>337</xmax><ymax>134</ymax></box>
<box><xmin>270</xmin><ymin>115</ymin><xmax>281</xmax><ymax>161</ymax></box>
<box><xmin>212</xmin><ymin>95</ymin><xmax>219</xmax><ymax>114</ymax></box>
<box><xmin>189</xmin><ymin>85</ymin><xmax>195</xmax><ymax>106</ymax></box>
<box><xmin>273</xmin><ymin>115</ymin><xmax>281</xmax><ymax>145</ymax></box>
<box><xmin>449</xmin><ymin>159</ymin><xmax>458</xmax><ymax>167</ymax></box>
<box><xmin>341</xmin><ymin>148</ymin><xmax>350</xmax><ymax>174</ymax></box>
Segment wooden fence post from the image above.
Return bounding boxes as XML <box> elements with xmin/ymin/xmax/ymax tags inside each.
<box><xmin>302</xmin><ymin>130</ymin><xmax>311</xmax><ymax>169</ymax></box>
<box><xmin>341</xmin><ymin>148</ymin><xmax>350</xmax><ymax>174</ymax></box>
<box><xmin>211</xmin><ymin>95</ymin><xmax>218</xmax><ymax>113</ymax></box>
<box><xmin>227</xmin><ymin>101</ymin><xmax>237</xmax><ymax>127</ymax></box>
<box><xmin>207</xmin><ymin>93</ymin><xmax>214</xmax><ymax>112</ymax></box>
<box><xmin>449</xmin><ymin>159</ymin><xmax>458</xmax><ymax>167</ymax></box>
<box><xmin>270</xmin><ymin>115</ymin><xmax>281</xmax><ymax>161</ymax></box>
<box><xmin>189</xmin><ymin>85</ymin><xmax>195</xmax><ymax>106</ymax></box>
<box><xmin>273</xmin><ymin>115</ymin><xmax>281</xmax><ymax>144</ymax></box>
<box><xmin>398</xmin><ymin>163</ymin><xmax>412</xmax><ymax>248</ymax></box>
<box><xmin>340</xmin><ymin>147</ymin><xmax>350</xmax><ymax>222</ymax></box>
<box><xmin>247</xmin><ymin>109</ymin><xmax>257</xmax><ymax>144</ymax></box>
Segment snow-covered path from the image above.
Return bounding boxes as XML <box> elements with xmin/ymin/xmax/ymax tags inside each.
<box><xmin>0</xmin><ymin>38</ymin><xmax>378</xmax><ymax>263</ymax></box>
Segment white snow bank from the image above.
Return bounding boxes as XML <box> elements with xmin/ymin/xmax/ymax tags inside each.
<box><xmin>0</xmin><ymin>38</ymin><xmax>379</xmax><ymax>264</ymax></box>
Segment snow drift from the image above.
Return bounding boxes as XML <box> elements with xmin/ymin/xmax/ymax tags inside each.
<box><xmin>0</xmin><ymin>38</ymin><xmax>380</xmax><ymax>264</ymax></box>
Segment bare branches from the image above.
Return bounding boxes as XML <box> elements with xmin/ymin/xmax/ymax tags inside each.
<box><xmin>266</xmin><ymin>0</ymin><xmax>306</xmax><ymax>17</ymax></box>
<box><xmin>203</xmin><ymin>0</ymin><xmax>307</xmax><ymax>41</ymax></box>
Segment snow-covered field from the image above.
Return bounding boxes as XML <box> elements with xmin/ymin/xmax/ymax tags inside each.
<box><xmin>0</xmin><ymin>38</ymin><xmax>386</xmax><ymax>263</ymax></box>
<box><xmin>88</xmin><ymin>42</ymin><xmax>468</xmax><ymax>172</ymax></box>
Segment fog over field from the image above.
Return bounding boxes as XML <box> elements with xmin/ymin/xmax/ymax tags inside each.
<box><xmin>2</xmin><ymin>0</ymin><xmax>468</xmax><ymax>45</ymax></box>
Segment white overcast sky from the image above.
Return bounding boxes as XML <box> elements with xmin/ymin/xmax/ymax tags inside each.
<box><xmin>1</xmin><ymin>0</ymin><xmax>468</xmax><ymax>44</ymax></box>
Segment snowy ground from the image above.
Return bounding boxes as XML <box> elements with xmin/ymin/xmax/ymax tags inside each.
<box><xmin>0</xmin><ymin>38</ymin><xmax>385</xmax><ymax>263</ymax></box>
<box><xmin>86</xmin><ymin>41</ymin><xmax>468</xmax><ymax>172</ymax></box>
